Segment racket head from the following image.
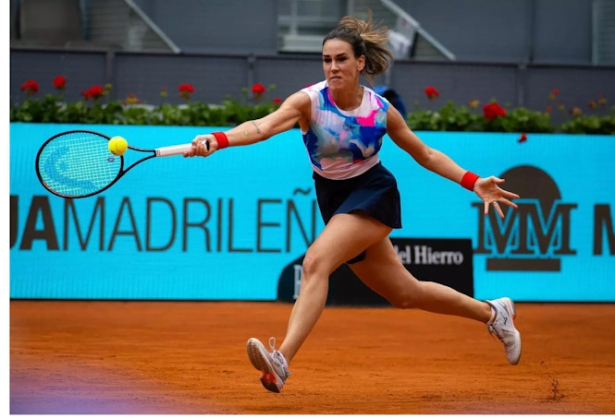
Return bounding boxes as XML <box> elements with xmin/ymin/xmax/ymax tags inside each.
<box><xmin>35</xmin><ymin>130</ymin><xmax>124</xmax><ymax>198</ymax></box>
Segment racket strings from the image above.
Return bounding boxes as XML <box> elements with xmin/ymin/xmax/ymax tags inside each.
<box><xmin>38</xmin><ymin>132</ymin><xmax>121</xmax><ymax>197</ymax></box>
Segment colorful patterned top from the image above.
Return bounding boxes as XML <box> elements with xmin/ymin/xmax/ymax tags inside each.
<box><xmin>300</xmin><ymin>80</ymin><xmax>390</xmax><ymax>180</ymax></box>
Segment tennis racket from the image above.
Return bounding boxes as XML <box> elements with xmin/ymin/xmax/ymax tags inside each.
<box><xmin>35</xmin><ymin>130</ymin><xmax>205</xmax><ymax>199</ymax></box>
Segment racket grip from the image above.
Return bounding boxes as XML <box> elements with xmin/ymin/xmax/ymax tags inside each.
<box><xmin>156</xmin><ymin>143</ymin><xmax>194</xmax><ymax>157</ymax></box>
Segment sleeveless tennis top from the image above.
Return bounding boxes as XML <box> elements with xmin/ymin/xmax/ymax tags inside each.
<box><xmin>300</xmin><ymin>80</ymin><xmax>390</xmax><ymax>180</ymax></box>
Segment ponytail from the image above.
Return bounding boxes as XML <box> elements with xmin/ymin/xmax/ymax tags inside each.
<box><xmin>323</xmin><ymin>11</ymin><xmax>393</xmax><ymax>85</ymax></box>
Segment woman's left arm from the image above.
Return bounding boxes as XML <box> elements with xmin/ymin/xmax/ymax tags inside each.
<box><xmin>386</xmin><ymin>105</ymin><xmax>519</xmax><ymax>217</ymax></box>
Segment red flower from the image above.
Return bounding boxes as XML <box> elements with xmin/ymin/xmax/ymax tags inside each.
<box><xmin>251</xmin><ymin>83</ymin><xmax>266</xmax><ymax>95</ymax></box>
<box><xmin>588</xmin><ymin>101</ymin><xmax>597</xmax><ymax>109</ymax></box>
<box><xmin>20</xmin><ymin>80</ymin><xmax>39</xmax><ymax>95</ymax></box>
<box><xmin>85</xmin><ymin>85</ymin><xmax>105</xmax><ymax>99</ymax></box>
<box><xmin>518</xmin><ymin>132</ymin><xmax>528</xmax><ymax>143</ymax></box>
<box><xmin>482</xmin><ymin>102</ymin><xmax>506</xmax><ymax>120</ymax></box>
<box><xmin>546</xmin><ymin>105</ymin><xmax>552</xmax><ymax>113</ymax></box>
<box><xmin>53</xmin><ymin>76</ymin><xmax>66</xmax><ymax>90</ymax></box>
<box><xmin>178</xmin><ymin>83</ymin><xmax>194</xmax><ymax>100</ymax></box>
<box><xmin>273</xmin><ymin>97</ymin><xmax>282</xmax><ymax>105</ymax></box>
<box><xmin>178</xmin><ymin>84</ymin><xmax>194</xmax><ymax>93</ymax></box>
<box><xmin>425</xmin><ymin>86</ymin><xmax>439</xmax><ymax>100</ymax></box>
<box><xmin>552</xmin><ymin>89</ymin><xmax>559</xmax><ymax>96</ymax></box>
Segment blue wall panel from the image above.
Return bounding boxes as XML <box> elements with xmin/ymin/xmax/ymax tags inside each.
<box><xmin>10</xmin><ymin>124</ymin><xmax>615</xmax><ymax>301</ymax></box>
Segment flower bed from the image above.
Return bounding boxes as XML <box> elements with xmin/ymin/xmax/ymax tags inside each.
<box><xmin>10</xmin><ymin>78</ymin><xmax>615</xmax><ymax>136</ymax></box>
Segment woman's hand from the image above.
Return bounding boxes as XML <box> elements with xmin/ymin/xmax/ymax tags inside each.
<box><xmin>183</xmin><ymin>134</ymin><xmax>215</xmax><ymax>158</ymax></box>
<box><xmin>474</xmin><ymin>176</ymin><xmax>520</xmax><ymax>219</ymax></box>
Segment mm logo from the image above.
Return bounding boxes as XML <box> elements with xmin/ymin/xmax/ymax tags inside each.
<box><xmin>474</xmin><ymin>165</ymin><xmax>576</xmax><ymax>272</ymax></box>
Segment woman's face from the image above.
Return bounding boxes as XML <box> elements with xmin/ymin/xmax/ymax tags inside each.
<box><xmin>322</xmin><ymin>38</ymin><xmax>365</xmax><ymax>92</ymax></box>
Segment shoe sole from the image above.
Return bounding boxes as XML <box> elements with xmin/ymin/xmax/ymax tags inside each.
<box><xmin>246</xmin><ymin>338</ymin><xmax>283</xmax><ymax>393</ymax></box>
<box><xmin>501</xmin><ymin>297</ymin><xmax>522</xmax><ymax>366</ymax></box>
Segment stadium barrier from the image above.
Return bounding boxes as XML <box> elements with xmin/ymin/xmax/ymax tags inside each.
<box><xmin>10</xmin><ymin>123</ymin><xmax>615</xmax><ymax>302</ymax></box>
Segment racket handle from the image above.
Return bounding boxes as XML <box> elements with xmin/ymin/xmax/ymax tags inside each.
<box><xmin>156</xmin><ymin>143</ymin><xmax>194</xmax><ymax>157</ymax></box>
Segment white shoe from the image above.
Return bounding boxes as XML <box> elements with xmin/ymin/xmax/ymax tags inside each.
<box><xmin>486</xmin><ymin>297</ymin><xmax>522</xmax><ymax>365</ymax></box>
<box><xmin>246</xmin><ymin>337</ymin><xmax>291</xmax><ymax>393</ymax></box>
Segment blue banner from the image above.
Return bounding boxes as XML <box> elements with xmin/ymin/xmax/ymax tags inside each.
<box><xmin>10</xmin><ymin>124</ymin><xmax>615</xmax><ymax>301</ymax></box>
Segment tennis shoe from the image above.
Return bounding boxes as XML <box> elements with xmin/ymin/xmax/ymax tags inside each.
<box><xmin>246</xmin><ymin>337</ymin><xmax>290</xmax><ymax>393</ymax></box>
<box><xmin>486</xmin><ymin>297</ymin><xmax>521</xmax><ymax>365</ymax></box>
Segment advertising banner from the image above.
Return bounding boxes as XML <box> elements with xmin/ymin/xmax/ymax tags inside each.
<box><xmin>10</xmin><ymin>124</ymin><xmax>615</xmax><ymax>301</ymax></box>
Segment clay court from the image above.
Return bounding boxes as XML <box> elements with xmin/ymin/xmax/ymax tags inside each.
<box><xmin>10</xmin><ymin>301</ymin><xmax>615</xmax><ymax>414</ymax></box>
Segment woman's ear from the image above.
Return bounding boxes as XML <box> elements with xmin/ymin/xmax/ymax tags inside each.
<box><xmin>357</xmin><ymin>55</ymin><xmax>366</xmax><ymax>72</ymax></box>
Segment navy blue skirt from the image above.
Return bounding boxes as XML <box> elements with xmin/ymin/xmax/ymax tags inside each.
<box><xmin>313</xmin><ymin>162</ymin><xmax>402</xmax><ymax>263</ymax></box>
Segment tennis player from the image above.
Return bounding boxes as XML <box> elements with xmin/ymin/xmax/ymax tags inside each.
<box><xmin>184</xmin><ymin>14</ymin><xmax>522</xmax><ymax>393</ymax></box>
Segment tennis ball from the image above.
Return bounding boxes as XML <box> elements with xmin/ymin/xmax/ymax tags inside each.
<box><xmin>108</xmin><ymin>136</ymin><xmax>128</xmax><ymax>156</ymax></box>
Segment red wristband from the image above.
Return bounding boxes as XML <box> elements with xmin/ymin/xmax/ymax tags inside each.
<box><xmin>212</xmin><ymin>132</ymin><xmax>229</xmax><ymax>149</ymax></box>
<box><xmin>461</xmin><ymin>171</ymin><xmax>479</xmax><ymax>191</ymax></box>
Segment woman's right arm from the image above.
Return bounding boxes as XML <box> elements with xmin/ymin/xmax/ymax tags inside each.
<box><xmin>184</xmin><ymin>91</ymin><xmax>311</xmax><ymax>157</ymax></box>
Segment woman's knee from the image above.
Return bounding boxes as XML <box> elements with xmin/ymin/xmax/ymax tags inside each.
<box><xmin>389</xmin><ymin>293</ymin><xmax>419</xmax><ymax>310</ymax></box>
<box><xmin>301</xmin><ymin>248</ymin><xmax>331</xmax><ymax>281</ymax></box>
<box><xmin>388</xmin><ymin>282</ymin><xmax>424</xmax><ymax>310</ymax></box>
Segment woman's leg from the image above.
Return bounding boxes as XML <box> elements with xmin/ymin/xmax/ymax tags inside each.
<box><xmin>278</xmin><ymin>212</ymin><xmax>392</xmax><ymax>363</ymax></box>
<box><xmin>348</xmin><ymin>237</ymin><xmax>521</xmax><ymax>364</ymax></box>
<box><xmin>247</xmin><ymin>212</ymin><xmax>393</xmax><ymax>393</ymax></box>
<box><xmin>348</xmin><ymin>237</ymin><xmax>492</xmax><ymax>321</ymax></box>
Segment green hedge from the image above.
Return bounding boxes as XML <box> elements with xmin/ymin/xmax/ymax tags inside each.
<box><xmin>11</xmin><ymin>80</ymin><xmax>615</xmax><ymax>135</ymax></box>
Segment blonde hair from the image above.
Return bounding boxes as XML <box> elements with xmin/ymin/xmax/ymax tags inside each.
<box><xmin>323</xmin><ymin>11</ymin><xmax>393</xmax><ymax>85</ymax></box>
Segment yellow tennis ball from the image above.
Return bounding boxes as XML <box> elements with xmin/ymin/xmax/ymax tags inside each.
<box><xmin>108</xmin><ymin>136</ymin><xmax>128</xmax><ymax>156</ymax></box>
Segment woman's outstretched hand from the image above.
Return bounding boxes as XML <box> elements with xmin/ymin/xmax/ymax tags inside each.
<box><xmin>474</xmin><ymin>176</ymin><xmax>520</xmax><ymax>219</ymax></box>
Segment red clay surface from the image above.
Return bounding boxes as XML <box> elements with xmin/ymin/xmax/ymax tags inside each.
<box><xmin>10</xmin><ymin>301</ymin><xmax>615</xmax><ymax>414</ymax></box>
